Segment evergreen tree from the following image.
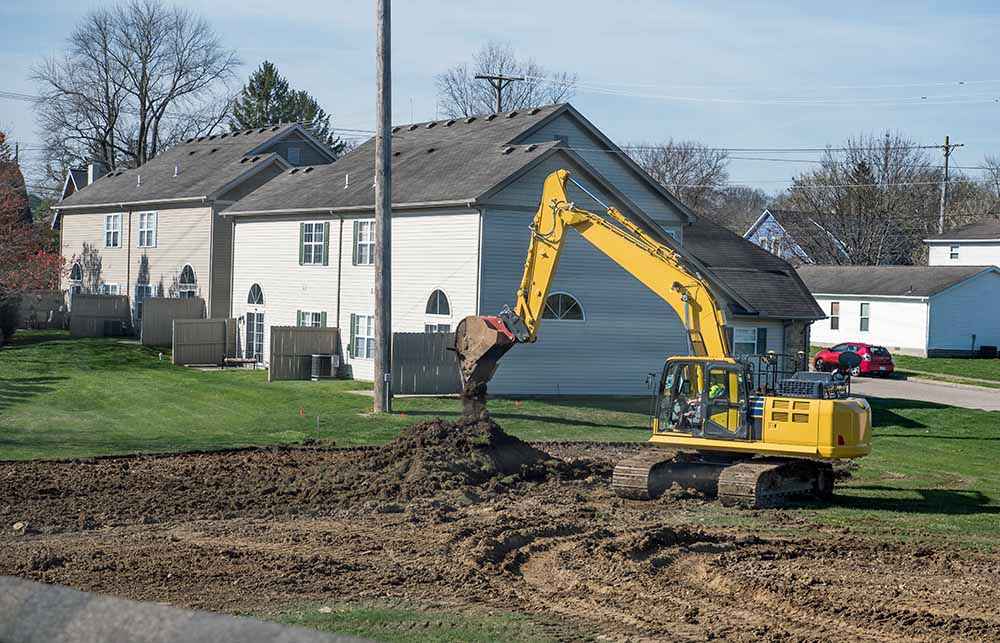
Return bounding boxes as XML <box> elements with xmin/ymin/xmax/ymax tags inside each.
<box><xmin>230</xmin><ymin>61</ymin><xmax>344</xmax><ymax>156</ymax></box>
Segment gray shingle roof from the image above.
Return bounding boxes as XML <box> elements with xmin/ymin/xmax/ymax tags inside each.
<box><xmin>55</xmin><ymin>124</ymin><xmax>305</xmax><ymax>208</ymax></box>
<box><xmin>925</xmin><ymin>220</ymin><xmax>1000</xmax><ymax>241</ymax></box>
<box><xmin>685</xmin><ymin>219</ymin><xmax>825</xmax><ymax>319</ymax></box>
<box><xmin>796</xmin><ymin>265</ymin><xmax>995</xmax><ymax>297</ymax></box>
<box><xmin>225</xmin><ymin>105</ymin><xmax>566</xmax><ymax>214</ymax></box>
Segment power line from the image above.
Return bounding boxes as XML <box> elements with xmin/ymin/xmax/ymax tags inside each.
<box><xmin>523</xmin><ymin>74</ymin><xmax>1000</xmax><ymax>92</ymax></box>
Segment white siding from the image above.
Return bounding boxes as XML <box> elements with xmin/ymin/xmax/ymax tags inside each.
<box><xmin>927</xmin><ymin>270</ymin><xmax>1000</xmax><ymax>352</ymax></box>
<box><xmin>231</xmin><ymin>215</ymin><xmax>341</xmax><ymax>365</ymax></box>
<box><xmin>480</xmin><ymin>208</ymin><xmax>689</xmax><ymax>395</ymax></box>
<box><xmin>927</xmin><ymin>241</ymin><xmax>1000</xmax><ymax>267</ymax></box>
<box><xmin>230</xmin><ymin>209</ymin><xmax>480</xmax><ymax>378</ymax></box>
<box><xmin>810</xmin><ymin>295</ymin><xmax>929</xmax><ymax>355</ymax></box>
<box><xmin>517</xmin><ymin>114</ymin><xmax>687</xmax><ymax>228</ymax></box>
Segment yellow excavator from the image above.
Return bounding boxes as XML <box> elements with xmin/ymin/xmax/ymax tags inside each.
<box><xmin>454</xmin><ymin>169</ymin><xmax>871</xmax><ymax>508</ymax></box>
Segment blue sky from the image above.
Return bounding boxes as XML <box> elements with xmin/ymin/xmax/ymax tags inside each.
<box><xmin>3</xmin><ymin>0</ymin><xmax>1000</xmax><ymax>191</ymax></box>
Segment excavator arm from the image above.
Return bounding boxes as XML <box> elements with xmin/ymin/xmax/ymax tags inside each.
<box><xmin>455</xmin><ymin>169</ymin><xmax>731</xmax><ymax>407</ymax></box>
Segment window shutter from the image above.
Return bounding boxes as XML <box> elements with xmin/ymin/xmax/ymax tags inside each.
<box><xmin>320</xmin><ymin>311</ymin><xmax>327</xmax><ymax>327</ymax></box>
<box><xmin>349</xmin><ymin>313</ymin><xmax>358</xmax><ymax>356</ymax></box>
<box><xmin>756</xmin><ymin>327</ymin><xmax>768</xmax><ymax>354</ymax></box>
<box><xmin>298</xmin><ymin>223</ymin><xmax>305</xmax><ymax>265</ymax></box>
<box><xmin>297</xmin><ymin>310</ymin><xmax>303</xmax><ymax>327</ymax></box>
<box><xmin>351</xmin><ymin>221</ymin><xmax>360</xmax><ymax>265</ymax></box>
<box><xmin>322</xmin><ymin>222</ymin><xmax>331</xmax><ymax>266</ymax></box>
<box><xmin>725</xmin><ymin>327</ymin><xmax>734</xmax><ymax>353</ymax></box>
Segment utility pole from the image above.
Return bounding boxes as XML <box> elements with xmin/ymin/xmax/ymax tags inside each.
<box><xmin>373</xmin><ymin>0</ymin><xmax>392</xmax><ymax>413</ymax></box>
<box><xmin>938</xmin><ymin>135</ymin><xmax>964</xmax><ymax>234</ymax></box>
<box><xmin>474</xmin><ymin>74</ymin><xmax>524</xmax><ymax>113</ymax></box>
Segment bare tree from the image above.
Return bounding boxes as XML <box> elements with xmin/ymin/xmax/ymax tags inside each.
<box><xmin>781</xmin><ymin>132</ymin><xmax>943</xmax><ymax>265</ymax></box>
<box><xmin>33</xmin><ymin>0</ymin><xmax>239</xmax><ymax>183</ymax></box>
<box><xmin>626</xmin><ymin>141</ymin><xmax>730</xmax><ymax>214</ymax></box>
<box><xmin>705</xmin><ymin>185</ymin><xmax>772</xmax><ymax>234</ymax></box>
<box><xmin>435</xmin><ymin>42</ymin><xmax>577</xmax><ymax>118</ymax></box>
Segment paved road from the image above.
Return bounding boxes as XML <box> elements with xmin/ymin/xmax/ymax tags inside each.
<box><xmin>851</xmin><ymin>376</ymin><xmax>1000</xmax><ymax>412</ymax></box>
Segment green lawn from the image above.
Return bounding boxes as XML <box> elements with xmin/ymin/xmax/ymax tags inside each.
<box><xmin>892</xmin><ymin>353</ymin><xmax>1000</xmax><ymax>385</ymax></box>
<box><xmin>0</xmin><ymin>331</ymin><xmax>649</xmax><ymax>461</ymax></box>
<box><xmin>3</xmin><ymin>331</ymin><xmax>999</xmax><ymax>548</ymax></box>
<box><xmin>269</xmin><ymin>602</ymin><xmax>566</xmax><ymax>643</ymax></box>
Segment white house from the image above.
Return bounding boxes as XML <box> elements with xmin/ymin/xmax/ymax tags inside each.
<box><xmin>743</xmin><ymin>208</ymin><xmax>848</xmax><ymax>265</ymax></box>
<box><xmin>223</xmin><ymin>104</ymin><xmax>824</xmax><ymax>394</ymax></box>
<box><xmin>925</xmin><ymin>221</ymin><xmax>1000</xmax><ymax>268</ymax></box>
<box><xmin>798</xmin><ymin>265</ymin><xmax>1000</xmax><ymax>357</ymax></box>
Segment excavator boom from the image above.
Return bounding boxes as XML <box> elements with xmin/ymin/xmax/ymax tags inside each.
<box><xmin>455</xmin><ymin>169</ymin><xmax>730</xmax><ymax>402</ymax></box>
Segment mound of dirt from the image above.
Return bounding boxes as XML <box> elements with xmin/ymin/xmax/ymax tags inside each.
<box><xmin>332</xmin><ymin>415</ymin><xmax>563</xmax><ymax>501</ymax></box>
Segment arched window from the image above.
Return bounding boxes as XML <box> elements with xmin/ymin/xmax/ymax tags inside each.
<box><xmin>425</xmin><ymin>289</ymin><xmax>450</xmax><ymax>316</ymax></box>
<box><xmin>178</xmin><ymin>265</ymin><xmax>197</xmax><ymax>299</ymax></box>
<box><xmin>247</xmin><ymin>283</ymin><xmax>264</xmax><ymax>305</ymax></box>
<box><xmin>542</xmin><ymin>292</ymin><xmax>584</xmax><ymax>320</ymax></box>
<box><xmin>69</xmin><ymin>263</ymin><xmax>83</xmax><ymax>295</ymax></box>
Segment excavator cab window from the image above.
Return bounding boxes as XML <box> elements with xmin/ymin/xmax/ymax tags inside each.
<box><xmin>658</xmin><ymin>361</ymin><xmax>706</xmax><ymax>436</ymax></box>
<box><xmin>657</xmin><ymin>361</ymin><xmax>750</xmax><ymax>440</ymax></box>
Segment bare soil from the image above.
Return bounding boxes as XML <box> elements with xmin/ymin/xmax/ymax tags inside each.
<box><xmin>2</xmin><ymin>418</ymin><xmax>999</xmax><ymax>641</ymax></box>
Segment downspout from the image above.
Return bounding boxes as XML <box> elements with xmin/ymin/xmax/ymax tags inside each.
<box><xmin>125</xmin><ymin>206</ymin><xmax>132</xmax><ymax>304</ymax></box>
<box><xmin>474</xmin><ymin>207</ymin><xmax>483</xmax><ymax>314</ymax></box>
<box><xmin>335</xmin><ymin>212</ymin><xmax>343</xmax><ymax>328</ymax></box>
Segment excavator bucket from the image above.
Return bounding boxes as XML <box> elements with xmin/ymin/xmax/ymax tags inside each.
<box><xmin>453</xmin><ymin>315</ymin><xmax>517</xmax><ymax>415</ymax></box>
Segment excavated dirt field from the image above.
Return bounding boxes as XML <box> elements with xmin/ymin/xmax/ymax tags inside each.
<box><xmin>2</xmin><ymin>417</ymin><xmax>1000</xmax><ymax>641</ymax></box>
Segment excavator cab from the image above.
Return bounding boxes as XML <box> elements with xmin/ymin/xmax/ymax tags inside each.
<box><xmin>654</xmin><ymin>358</ymin><xmax>751</xmax><ymax>441</ymax></box>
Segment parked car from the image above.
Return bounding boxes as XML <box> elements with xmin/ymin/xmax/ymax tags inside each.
<box><xmin>813</xmin><ymin>343</ymin><xmax>895</xmax><ymax>377</ymax></box>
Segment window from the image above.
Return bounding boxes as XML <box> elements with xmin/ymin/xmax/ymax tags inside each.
<box><xmin>829</xmin><ymin>301</ymin><xmax>840</xmax><ymax>330</ymax></box>
<box><xmin>297</xmin><ymin>310</ymin><xmax>326</xmax><ymax>327</ymax></box>
<box><xmin>247</xmin><ymin>283</ymin><xmax>264</xmax><ymax>305</ymax></box>
<box><xmin>137</xmin><ymin>212</ymin><xmax>157</xmax><ymax>247</ymax></box>
<box><xmin>98</xmin><ymin>283</ymin><xmax>120</xmax><ymax>295</ymax></box>
<box><xmin>425</xmin><ymin>323</ymin><xmax>451</xmax><ymax>333</ymax></box>
<box><xmin>350</xmin><ymin>314</ymin><xmax>375</xmax><ymax>359</ymax></box>
<box><xmin>949</xmin><ymin>244</ymin><xmax>960</xmax><ymax>260</ymax></box>
<box><xmin>104</xmin><ymin>213</ymin><xmax>122</xmax><ymax>248</ymax></box>
<box><xmin>135</xmin><ymin>284</ymin><xmax>153</xmax><ymax>320</ymax></box>
<box><xmin>541</xmin><ymin>292</ymin><xmax>584</xmax><ymax>320</ymax></box>
<box><xmin>69</xmin><ymin>263</ymin><xmax>83</xmax><ymax>295</ymax></box>
<box><xmin>300</xmin><ymin>222</ymin><xmax>328</xmax><ymax>265</ymax></box>
<box><xmin>732</xmin><ymin>327</ymin><xmax>759</xmax><ymax>356</ymax></box>
<box><xmin>178</xmin><ymin>265</ymin><xmax>197</xmax><ymax>299</ymax></box>
<box><xmin>860</xmin><ymin>302</ymin><xmax>870</xmax><ymax>332</ymax></box>
<box><xmin>287</xmin><ymin>146</ymin><xmax>301</xmax><ymax>164</ymax></box>
<box><xmin>353</xmin><ymin>220</ymin><xmax>375</xmax><ymax>265</ymax></box>
<box><xmin>425</xmin><ymin>290</ymin><xmax>450</xmax><ymax>316</ymax></box>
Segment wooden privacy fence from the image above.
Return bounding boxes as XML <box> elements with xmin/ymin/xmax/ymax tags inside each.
<box><xmin>69</xmin><ymin>294</ymin><xmax>131</xmax><ymax>337</ymax></box>
<box><xmin>17</xmin><ymin>290</ymin><xmax>67</xmax><ymax>329</ymax></box>
<box><xmin>392</xmin><ymin>332</ymin><xmax>461</xmax><ymax>395</ymax></box>
<box><xmin>268</xmin><ymin>326</ymin><xmax>343</xmax><ymax>382</ymax></box>
<box><xmin>172</xmin><ymin>318</ymin><xmax>237</xmax><ymax>366</ymax></box>
<box><xmin>140</xmin><ymin>297</ymin><xmax>205</xmax><ymax>346</ymax></box>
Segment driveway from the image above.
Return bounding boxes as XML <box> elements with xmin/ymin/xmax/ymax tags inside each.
<box><xmin>851</xmin><ymin>376</ymin><xmax>1000</xmax><ymax>412</ymax></box>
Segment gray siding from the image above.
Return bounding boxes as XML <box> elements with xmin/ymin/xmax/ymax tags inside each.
<box><xmin>480</xmin><ymin>208</ymin><xmax>689</xmax><ymax>396</ymax></box>
<box><xmin>517</xmin><ymin>115</ymin><xmax>687</xmax><ymax>229</ymax></box>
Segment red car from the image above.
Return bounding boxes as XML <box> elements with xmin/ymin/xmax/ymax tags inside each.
<box><xmin>813</xmin><ymin>343</ymin><xmax>895</xmax><ymax>377</ymax></box>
